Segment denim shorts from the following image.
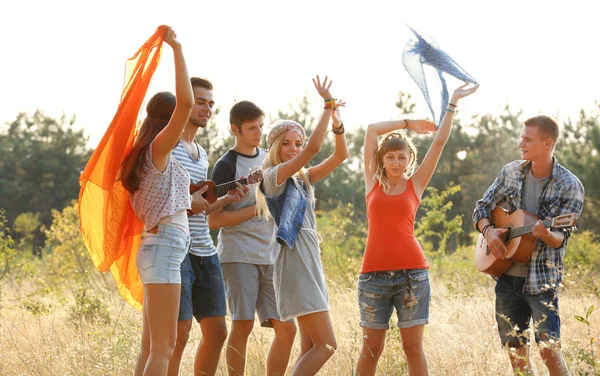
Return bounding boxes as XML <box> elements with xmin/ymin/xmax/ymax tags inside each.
<box><xmin>495</xmin><ymin>274</ymin><xmax>561</xmax><ymax>347</ymax></box>
<box><xmin>179</xmin><ymin>253</ymin><xmax>227</xmax><ymax>322</ymax></box>
<box><xmin>137</xmin><ymin>224</ymin><xmax>190</xmax><ymax>284</ymax></box>
<box><xmin>357</xmin><ymin>269</ymin><xmax>431</xmax><ymax>329</ymax></box>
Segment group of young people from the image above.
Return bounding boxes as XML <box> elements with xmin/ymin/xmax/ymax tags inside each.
<box><xmin>117</xmin><ymin>28</ymin><xmax>585</xmax><ymax>376</ymax></box>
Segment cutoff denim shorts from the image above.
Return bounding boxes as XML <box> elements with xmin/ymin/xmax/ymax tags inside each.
<box><xmin>137</xmin><ymin>224</ymin><xmax>191</xmax><ymax>284</ymax></box>
<box><xmin>357</xmin><ymin>268</ymin><xmax>431</xmax><ymax>329</ymax></box>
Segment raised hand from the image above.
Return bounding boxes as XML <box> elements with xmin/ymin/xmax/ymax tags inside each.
<box><xmin>312</xmin><ymin>75</ymin><xmax>333</xmax><ymax>100</ymax></box>
<box><xmin>408</xmin><ymin>119</ymin><xmax>436</xmax><ymax>135</ymax></box>
<box><xmin>163</xmin><ymin>27</ymin><xmax>181</xmax><ymax>49</ymax></box>
<box><xmin>331</xmin><ymin>100</ymin><xmax>346</xmax><ymax>128</ymax></box>
<box><xmin>452</xmin><ymin>83</ymin><xmax>479</xmax><ymax>101</ymax></box>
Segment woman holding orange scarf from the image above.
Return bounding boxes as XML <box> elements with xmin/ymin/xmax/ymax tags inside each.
<box><xmin>118</xmin><ymin>28</ymin><xmax>206</xmax><ymax>376</ymax></box>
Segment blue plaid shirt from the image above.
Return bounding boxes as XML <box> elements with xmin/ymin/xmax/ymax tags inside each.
<box><xmin>472</xmin><ymin>157</ymin><xmax>585</xmax><ymax>294</ymax></box>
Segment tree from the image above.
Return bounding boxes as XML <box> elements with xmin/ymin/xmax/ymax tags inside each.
<box><xmin>0</xmin><ymin>111</ymin><xmax>91</xmax><ymax>255</ymax></box>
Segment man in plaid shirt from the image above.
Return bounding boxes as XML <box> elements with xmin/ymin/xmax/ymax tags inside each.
<box><xmin>473</xmin><ymin>115</ymin><xmax>584</xmax><ymax>375</ymax></box>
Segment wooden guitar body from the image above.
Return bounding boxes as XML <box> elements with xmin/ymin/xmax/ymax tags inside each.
<box><xmin>190</xmin><ymin>180</ymin><xmax>218</xmax><ymax>204</ymax></box>
<box><xmin>474</xmin><ymin>208</ymin><xmax>538</xmax><ymax>276</ymax></box>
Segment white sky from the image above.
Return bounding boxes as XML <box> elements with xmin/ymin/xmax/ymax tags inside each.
<box><xmin>1</xmin><ymin>0</ymin><xmax>599</xmax><ymax>147</ymax></box>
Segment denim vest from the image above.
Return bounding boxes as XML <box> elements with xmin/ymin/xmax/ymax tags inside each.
<box><xmin>260</xmin><ymin>178</ymin><xmax>309</xmax><ymax>249</ymax></box>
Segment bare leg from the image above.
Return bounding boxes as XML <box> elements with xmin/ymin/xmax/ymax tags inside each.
<box><xmin>399</xmin><ymin>325</ymin><xmax>428</xmax><ymax>376</ymax></box>
<box><xmin>168</xmin><ymin>319</ymin><xmax>193</xmax><ymax>376</ymax></box>
<box><xmin>134</xmin><ymin>302</ymin><xmax>151</xmax><ymax>376</ymax></box>
<box><xmin>291</xmin><ymin>311</ymin><xmax>337</xmax><ymax>376</ymax></box>
<box><xmin>508</xmin><ymin>346</ymin><xmax>535</xmax><ymax>375</ymax></box>
<box><xmin>540</xmin><ymin>346</ymin><xmax>569</xmax><ymax>376</ymax></box>
<box><xmin>267</xmin><ymin>319</ymin><xmax>297</xmax><ymax>376</ymax></box>
<box><xmin>194</xmin><ymin>316</ymin><xmax>227</xmax><ymax>376</ymax></box>
<box><xmin>355</xmin><ymin>327</ymin><xmax>387</xmax><ymax>376</ymax></box>
<box><xmin>140</xmin><ymin>283</ymin><xmax>182</xmax><ymax>376</ymax></box>
<box><xmin>225</xmin><ymin>320</ymin><xmax>254</xmax><ymax>376</ymax></box>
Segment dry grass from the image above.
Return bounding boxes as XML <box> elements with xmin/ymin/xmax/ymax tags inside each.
<box><xmin>1</xmin><ymin>275</ymin><xmax>599</xmax><ymax>375</ymax></box>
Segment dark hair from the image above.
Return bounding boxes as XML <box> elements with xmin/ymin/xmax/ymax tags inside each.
<box><xmin>524</xmin><ymin>115</ymin><xmax>560</xmax><ymax>143</ymax></box>
<box><xmin>191</xmin><ymin>77</ymin><xmax>213</xmax><ymax>91</ymax></box>
<box><xmin>229</xmin><ymin>100</ymin><xmax>265</xmax><ymax>131</ymax></box>
<box><xmin>119</xmin><ymin>91</ymin><xmax>176</xmax><ymax>192</ymax></box>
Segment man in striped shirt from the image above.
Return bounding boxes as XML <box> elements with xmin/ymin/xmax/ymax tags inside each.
<box><xmin>473</xmin><ymin>115</ymin><xmax>585</xmax><ymax>375</ymax></box>
<box><xmin>168</xmin><ymin>77</ymin><xmax>246</xmax><ymax>376</ymax></box>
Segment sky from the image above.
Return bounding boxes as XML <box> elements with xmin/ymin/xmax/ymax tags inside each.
<box><xmin>1</xmin><ymin>0</ymin><xmax>599</xmax><ymax>148</ymax></box>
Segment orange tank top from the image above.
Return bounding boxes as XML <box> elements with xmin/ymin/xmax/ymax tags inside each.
<box><xmin>361</xmin><ymin>179</ymin><xmax>428</xmax><ymax>273</ymax></box>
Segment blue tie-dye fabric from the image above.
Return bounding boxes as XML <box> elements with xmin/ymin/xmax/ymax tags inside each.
<box><xmin>402</xmin><ymin>27</ymin><xmax>478</xmax><ymax>126</ymax></box>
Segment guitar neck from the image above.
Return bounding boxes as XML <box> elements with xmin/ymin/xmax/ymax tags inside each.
<box><xmin>508</xmin><ymin>218</ymin><xmax>554</xmax><ymax>239</ymax></box>
<box><xmin>215</xmin><ymin>178</ymin><xmax>248</xmax><ymax>195</ymax></box>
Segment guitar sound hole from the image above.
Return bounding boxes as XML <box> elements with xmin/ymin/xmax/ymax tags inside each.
<box><xmin>502</xmin><ymin>227</ymin><xmax>512</xmax><ymax>244</ymax></box>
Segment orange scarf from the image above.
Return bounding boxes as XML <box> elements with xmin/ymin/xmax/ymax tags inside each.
<box><xmin>78</xmin><ymin>25</ymin><xmax>169</xmax><ymax>311</ymax></box>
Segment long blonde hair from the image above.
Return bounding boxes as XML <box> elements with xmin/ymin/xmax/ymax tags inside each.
<box><xmin>255</xmin><ymin>120</ymin><xmax>315</xmax><ymax>221</ymax></box>
<box><xmin>372</xmin><ymin>132</ymin><xmax>418</xmax><ymax>193</ymax></box>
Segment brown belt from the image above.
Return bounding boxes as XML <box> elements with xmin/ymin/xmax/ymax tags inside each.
<box><xmin>147</xmin><ymin>226</ymin><xmax>159</xmax><ymax>234</ymax></box>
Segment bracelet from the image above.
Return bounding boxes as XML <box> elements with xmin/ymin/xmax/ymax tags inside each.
<box><xmin>446</xmin><ymin>108</ymin><xmax>455</xmax><ymax>113</ymax></box>
<box><xmin>448</xmin><ymin>102</ymin><xmax>457</xmax><ymax>108</ymax></box>
<box><xmin>324</xmin><ymin>98</ymin><xmax>336</xmax><ymax>110</ymax></box>
<box><xmin>332</xmin><ymin>122</ymin><xmax>345</xmax><ymax>135</ymax></box>
<box><xmin>481</xmin><ymin>224</ymin><xmax>492</xmax><ymax>237</ymax></box>
<box><xmin>403</xmin><ymin>119</ymin><xmax>410</xmax><ymax>128</ymax></box>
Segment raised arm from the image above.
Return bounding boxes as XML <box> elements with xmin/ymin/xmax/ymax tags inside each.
<box><xmin>363</xmin><ymin>119</ymin><xmax>435</xmax><ymax>195</ymax></box>
<box><xmin>151</xmin><ymin>28</ymin><xmax>194</xmax><ymax>172</ymax></box>
<box><xmin>275</xmin><ymin>75</ymin><xmax>334</xmax><ymax>185</ymax></box>
<box><xmin>307</xmin><ymin>100</ymin><xmax>349</xmax><ymax>183</ymax></box>
<box><xmin>411</xmin><ymin>83</ymin><xmax>479</xmax><ymax>198</ymax></box>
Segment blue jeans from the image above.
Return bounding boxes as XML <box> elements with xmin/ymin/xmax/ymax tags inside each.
<box><xmin>495</xmin><ymin>274</ymin><xmax>561</xmax><ymax>347</ymax></box>
<box><xmin>357</xmin><ymin>269</ymin><xmax>431</xmax><ymax>329</ymax></box>
<box><xmin>179</xmin><ymin>253</ymin><xmax>227</xmax><ymax>322</ymax></box>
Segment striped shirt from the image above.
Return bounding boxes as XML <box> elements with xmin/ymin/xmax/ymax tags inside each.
<box><xmin>172</xmin><ymin>141</ymin><xmax>216</xmax><ymax>257</ymax></box>
<box><xmin>473</xmin><ymin>157</ymin><xmax>585</xmax><ymax>294</ymax></box>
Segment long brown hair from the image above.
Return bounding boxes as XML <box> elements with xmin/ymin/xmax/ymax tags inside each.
<box><xmin>119</xmin><ymin>91</ymin><xmax>176</xmax><ymax>192</ymax></box>
<box><xmin>372</xmin><ymin>132</ymin><xmax>417</xmax><ymax>193</ymax></box>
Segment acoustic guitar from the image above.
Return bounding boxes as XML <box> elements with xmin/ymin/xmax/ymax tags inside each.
<box><xmin>474</xmin><ymin>207</ymin><xmax>577</xmax><ymax>276</ymax></box>
<box><xmin>190</xmin><ymin>169</ymin><xmax>263</xmax><ymax>205</ymax></box>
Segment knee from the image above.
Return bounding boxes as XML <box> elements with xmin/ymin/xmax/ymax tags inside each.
<box><xmin>151</xmin><ymin>337</ymin><xmax>177</xmax><ymax>359</ymax></box>
<box><xmin>402</xmin><ymin>341</ymin><xmax>424</xmax><ymax>359</ymax></box>
<box><xmin>175</xmin><ymin>322</ymin><xmax>192</xmax><ymax>347</ymax></box>
<box><xmin>275</xmin><ymin>322</ymin><xmax>297</xmax><ymax>342</ymax></box>
<box><xmin>362</xmin><ymin>338</ymin><xmax>385</xmax><ymax>361</ymax></box>
<box><xmin>210</xmin><ymin>322</ymin><xmax>228</xmax><ymax>345</ymax></box>
<box><xmin>231</xmin><ymin>321</ymin><xmax>254</xmax><ymax>340</ymax></box>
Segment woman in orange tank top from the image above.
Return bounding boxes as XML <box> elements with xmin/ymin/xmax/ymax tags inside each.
<box><xmin>355</xmin><ymin>83</ymin><xmax>479</xmax><ymax>376</ymax></box>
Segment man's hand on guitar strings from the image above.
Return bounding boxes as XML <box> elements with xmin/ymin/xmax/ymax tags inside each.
<box><xmin>225</xmin><ymin>181</ymin><xmax>248</xmax><ymax>204</ymax></box>
<box><xmin>485</xmin><ymin>227</ymin><xmax>509</xmax><ymax>260</ymax></box>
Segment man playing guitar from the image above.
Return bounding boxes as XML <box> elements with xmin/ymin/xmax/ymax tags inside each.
<box><xmin>473</xmin><ymin>115</ymin><xmax>585</xmax><ymax>375</ymax></box>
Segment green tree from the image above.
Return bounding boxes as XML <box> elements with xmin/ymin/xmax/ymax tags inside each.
<box><xmin>0</xmin><ymin>111</ymin><xmax>91</xmax><ymax>254</ymax></box>
<box><xmin>556</xmin><ymin>105</ymin><xmax>600</xmax><ymax>232</ymax></box>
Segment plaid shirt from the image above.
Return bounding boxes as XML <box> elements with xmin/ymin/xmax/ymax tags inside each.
<box><xmin>473</xmin><ymin>157</ymin><xmax>585</xmax><ymax>294</ymax></box>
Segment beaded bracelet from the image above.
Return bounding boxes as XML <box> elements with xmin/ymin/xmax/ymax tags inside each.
<box><xmin>332</xmin><ymin>123</ymin><xmax>345</xmax><ymax>135</ymax></box>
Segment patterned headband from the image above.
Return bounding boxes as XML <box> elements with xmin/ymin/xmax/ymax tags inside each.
<box><xmin>267</xmin><ymin>120</ymin><xmax>306</xmax><ymax>149</ymax></box>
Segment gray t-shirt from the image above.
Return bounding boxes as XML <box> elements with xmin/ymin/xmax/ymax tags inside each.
<box><xmin>211</xmin><ymin>148</ymin><xmax>277</xmax><ymax>265</ymax></box>
<box><xmin>505</xmin><ymin>168</ymin><xmax>550</xmax><ymax>277</ymax></box>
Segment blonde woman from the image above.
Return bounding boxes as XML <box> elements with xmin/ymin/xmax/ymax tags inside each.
<box><xmin>255</xmin><ymin>76</ymin><xmax>348</xmax><ymax>376</ymax></box>
<box><xmin>356</xmin><ymin>83</ymin><xmax>478</xmax><ymax>376</ymax></box>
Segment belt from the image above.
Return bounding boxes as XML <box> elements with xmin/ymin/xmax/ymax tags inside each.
<box><xmin>147</xmin><ymin>226</ymin><xmax>159</xmax><ymax>234</ymax></box>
